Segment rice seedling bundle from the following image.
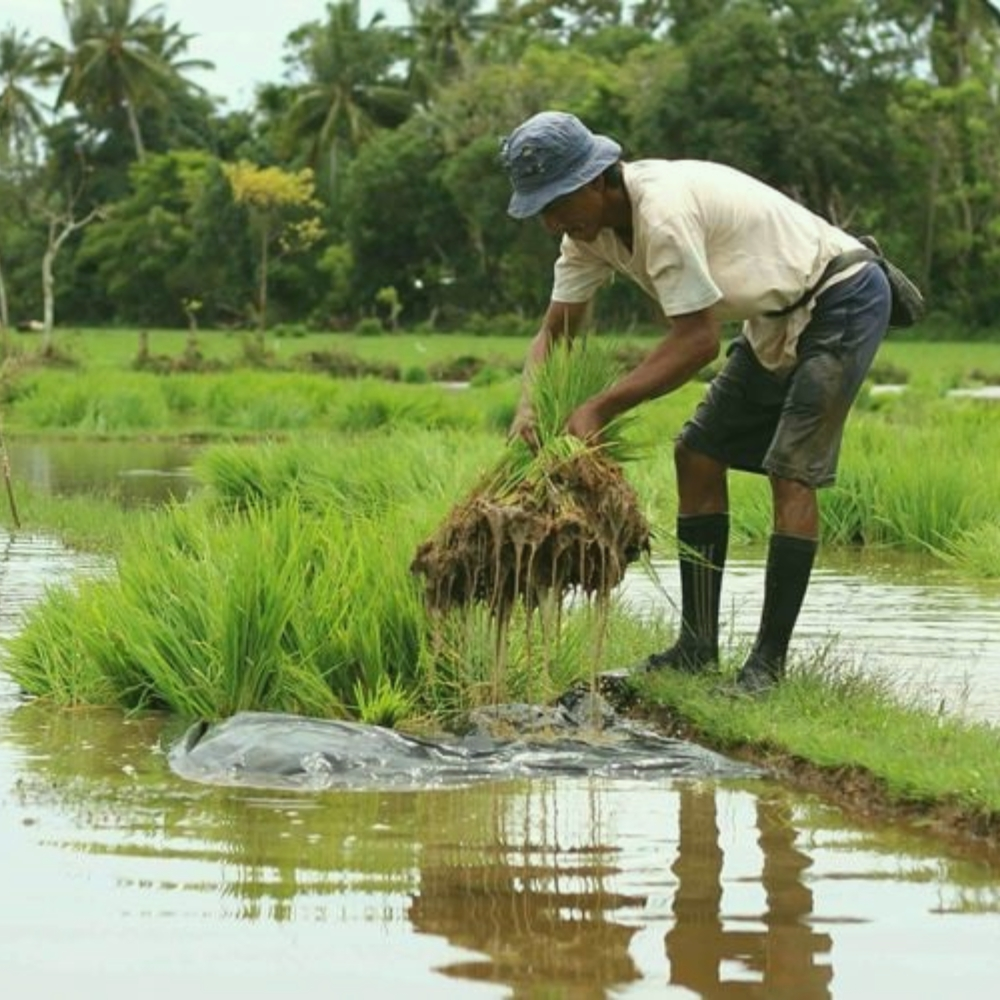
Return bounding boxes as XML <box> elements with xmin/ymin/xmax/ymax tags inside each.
<box><xmin>411</xmin><ymin>340</ymin><xmax>651</xmax><ymax>619</ymax></box>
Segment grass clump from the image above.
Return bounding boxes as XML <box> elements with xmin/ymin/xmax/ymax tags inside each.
<box><xmin>3</xmin><ymin>499</ymin><xmax>428</xmax><ymax>721</ymax></box>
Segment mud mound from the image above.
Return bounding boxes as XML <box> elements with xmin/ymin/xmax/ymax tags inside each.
<box><xmin>412</xmin><ymin>447</ymin><xmax>651</xmax><ymax>617</ymax></box>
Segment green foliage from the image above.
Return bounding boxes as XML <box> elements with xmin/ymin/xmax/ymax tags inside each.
<box><xmin>76</xmin><ymin>151</ymin><xmax>220</xmax><ymax>325</ymax></box>
<box><xmin>530</xmin><ymin>337</ymin><xmax>641</xmax><ymax>461</ymax></box>
<box><xmin>6</xmin><ymin>3</ymin><xmax>1000</xmax><ymax>329</ymax></box>
<box><xmin>344</xmin><ymin>120</ymin><xmax>463</xmax><ymax>316</ymax></box>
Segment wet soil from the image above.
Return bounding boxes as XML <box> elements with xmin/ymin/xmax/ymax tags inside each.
<box><xmin>412</xmin><ymin>448</ymin><xmax>650</xmax><ymax>617</ymax></box>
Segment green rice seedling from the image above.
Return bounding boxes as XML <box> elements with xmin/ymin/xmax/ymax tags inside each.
<box><xmin>528</xmin><ymin>336</ymin><xmax>642</xmax><ymax>463</ymax></box>
<box><xmin>78</xmin><ymin>388</ymin><xmax>170</xmax><ymax>433</ymax></box>
<box><xmin>195</xmin><ymin>429</ymin><xmax>498</xmax><ymax>521</ymax></box>
<box><xmin>1</xmin><ymin>584</ymin><xmax>122</xmax><ymax>706</ymax></box>
<box><xmin>352</xmin><ymin>675</ymin><xmax>416</xmax><ymax>728</ymax></box>
<box><xmin>8</xmin><ymin>373</ymin><xmax>93</xmax><ymax>430</ymax></box>
<box><xmin>940</xmin><ymin>522</ymin><xmax>1000</xmax><ymax>578</ymax></box>
<box><xmin>194</xmin><ymin>440</ymin><xmax>319</xmax><ymax>511</ymax></box>
<box><xmin>157</xmin><ymin>376</ymin><xmax>200</xmax><ymax>417</ymax></box>
<box><xmin>836</xmin><ymin>411</ymin><xmax>989</xmax><ymax>551</ymax></box>
<box><xmin>8</xmin><ymin>371</ymin><xmax>171</xmax><ymax>433</ymax></box>
<box><xmin>3</xmin><ymin>499</ymin><xmax>435</xmax><ymax>720</ymax></box>
<box><xmin>330</xmin><ymin>380</ymin><xmax>478</xmax><ymax>434</ymax></box>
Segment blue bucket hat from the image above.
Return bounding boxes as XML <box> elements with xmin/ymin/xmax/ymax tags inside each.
<box><xmin>500</xmin><ymin>111</ymin><xmax>622</xmax><ymax>219</ymax></box>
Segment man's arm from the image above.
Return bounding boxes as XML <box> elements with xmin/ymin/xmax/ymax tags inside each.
<box><xmin>565</xmin><ymin>307</ymin><xmax>721</xmax><ymax>441</ymax></box>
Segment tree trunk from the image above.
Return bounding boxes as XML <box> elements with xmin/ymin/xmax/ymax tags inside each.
<box><xmin>126</xmin><ymin>101</ymin><xmax>147</xmax><ymax>161</ymax></box>
<box><xmin>0</xmin><ymin>249</ymin><xmax>9</xmax><ymax>357</ymax></box>
<box><xmin>42</xmin><ymin>226</ymin><xmax>57</xmax><ymax>352</ymax></box>
<box><xmin>40</xmin><ymin>207</ymin><xmax>105</xmax><ymax>353</ymax></box>
<box><xmin>257</xmin><ymin>229</ymin><xmax>269</xmax><ymax>339</ymax></box>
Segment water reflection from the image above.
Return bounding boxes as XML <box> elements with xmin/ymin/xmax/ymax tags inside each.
<box><xmin>0</xmin><ymin>532</ymin><xmax>109</xmax><ymax>643</ymax></box>
<box><xmin>1</xmin><ymin>696</ymin><xmax>1000</xmax><ymax>997</ymax></box>
<box><xmin>666</xmin><ymin>786</ymin><xmax>832</xmax><ymax>997</ymax></box>
<box><xmin>6</xmin><ymin>439</ymin><xmax>200</xmax><ymax>508</ymax></box>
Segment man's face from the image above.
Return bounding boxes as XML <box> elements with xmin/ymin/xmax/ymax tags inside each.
<box><xmin>540</xmin><ymin>182</ymin><xmax>605</xmax><ymax>242</ymax></box>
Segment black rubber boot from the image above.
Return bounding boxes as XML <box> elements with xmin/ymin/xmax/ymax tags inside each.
<box><xmin>641</xmin><ymin>513</ymin><xmax>729</xmax><ymax>674</ymax></box>
<box><xmin>736</xmin><ymin>533</ymin><xmax>818</xmax><ymax>694</ymax></box>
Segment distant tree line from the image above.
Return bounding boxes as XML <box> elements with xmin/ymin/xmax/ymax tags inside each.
<box><xmin>2</xmin><ymin>0</ymin><xmax>1000</xmax><ymax>337</ymax></box>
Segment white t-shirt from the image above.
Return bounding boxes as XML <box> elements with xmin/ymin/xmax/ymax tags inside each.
<box><xmin>551</xmin><ymin>159</ymin><xmax>866</xmax><ymax>370</ymax></box>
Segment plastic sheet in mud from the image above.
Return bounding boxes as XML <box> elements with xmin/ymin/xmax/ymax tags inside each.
<box><xmin>167</xmin><ymin>711</ymin><xmax>763</xmax><ymax>791</ymax></box>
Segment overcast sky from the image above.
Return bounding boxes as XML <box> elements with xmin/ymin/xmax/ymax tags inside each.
<box><xmin>3</xmin><ymin>0</ymin><xmax>412</xmax><ymax>110</ymax></box>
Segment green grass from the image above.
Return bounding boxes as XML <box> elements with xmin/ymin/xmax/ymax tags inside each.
<box><xmin>637</xmin><ymin>653</ymin><xmax>1000</xmax><ymax>817</ymax></box>
<box><xmin>13</xmin><ymin>322</ymin><xmax>1000</xmax><ymax>384</ymax></box>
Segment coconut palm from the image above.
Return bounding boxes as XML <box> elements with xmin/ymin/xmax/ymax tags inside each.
<box><xmin>0</xmin><ymin>28</ymin><xmax>52</xmax><ymax>338</ymax></box>
<box><xmin>405</xmin><ymin>0</ymin><xmax>493</xmax><ymax>103</ymax></box>
<box><xmin>46</xmin><ymin>0</ymin><xmax>213</xmax><ymax>161</ymax></box>
<box><xmin>0</xmin><ymin>28</ymin><xmax>49</xmax><ymax>163</ymax></box>
<box><xmin>283</xmin><ymin>0</ymin><xmax>412</xmax><ymax>193</ymax></box>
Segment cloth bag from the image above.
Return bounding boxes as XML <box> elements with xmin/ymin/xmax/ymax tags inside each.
<box><xmin>857</xmin><ymin>235</ymin><xmax>926</xmax><ymax>328</ymax></box>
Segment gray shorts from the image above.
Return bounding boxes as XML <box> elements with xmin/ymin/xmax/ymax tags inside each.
<box><xmin>679</xmin><ymin>262</ymin><xmax>891</xmax><ymax>488</ymax></box>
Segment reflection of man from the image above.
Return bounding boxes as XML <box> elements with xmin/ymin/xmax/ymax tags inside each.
<box><xmin>408</xmin><ymin>858</ymin><xmax>645</xmax><ymax>994</ymax></box>
<box><xmin>665</xmin><ymin>785</ymin><xmax>833</xmax><ymax>997</ymax></box>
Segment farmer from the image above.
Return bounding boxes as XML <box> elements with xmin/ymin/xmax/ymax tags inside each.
<box><xmin>499</xmin><ymin>110</ymin><xmax>891</xmax><ymax>693</ymax></box>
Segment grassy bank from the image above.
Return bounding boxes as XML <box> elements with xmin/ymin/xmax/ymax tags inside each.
<box><xmin>633</xmin><ymin>663</ymin><xmax>1000</xmax><ymax>851</ymax></box>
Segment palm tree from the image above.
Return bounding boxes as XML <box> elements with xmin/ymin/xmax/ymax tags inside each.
<box><xmin>283</xmin><ymin>0</ymin><xmax>412</xmax><ymax>193</ymax></box>
<box><xmin>47</xmin><ymin>0</ymin><xmax>213</xmax><ymax>161</ymax></box>
<box><xmin>0</xmin><ymin>28</ymin><xmax>52</xmax><ymax>340</ymax></box>
<box><xmin>405</xmin><ymin>0</ymin><xmax>492</xmax><ymax>103</ymax></box>
<box><xmin>0</xmin><ymin>28</ymin><xmax>49</xmax><ymax>164</ymax></box>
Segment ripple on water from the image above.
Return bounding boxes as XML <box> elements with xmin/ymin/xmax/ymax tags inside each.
<box><xmin>0</xmin><ymin>532</ymin><xmax>109</xmax><ymax>637</ymax></box>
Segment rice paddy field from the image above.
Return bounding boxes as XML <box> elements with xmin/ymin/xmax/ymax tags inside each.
<box><xmin>2</xmin><ymin>326</ymin><xmax>998</xmax><ymax>573</ymax></box>
<box><xmin>2</xmin><ymin>325</ymin><xmax>1000</xmax><ymax>843</ymax></box>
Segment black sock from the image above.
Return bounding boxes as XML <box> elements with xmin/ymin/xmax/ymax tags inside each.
<box><xmin>751</xmin><ymin>533</ymin><xmax>818</xmax><ymax>666</ymax></box>
<box><xmin>675</xmin><ymin>512</ymin><xmax>729</xmax><ymax>654</ymax></box>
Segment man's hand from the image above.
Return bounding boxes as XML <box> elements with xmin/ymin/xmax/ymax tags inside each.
<box><xmin>508</xmin><ymin>400</ymin><xmax>540</xmax><ymax>450</ymax></box>
<box><xmin>565</xmin><ymin>398</ymin><xmax>605</xmax><ymax>444</ymax></box>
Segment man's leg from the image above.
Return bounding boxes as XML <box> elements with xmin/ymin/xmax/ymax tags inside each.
<box><xmin>738</xmin><ymin>261</ymin><xmax>890</xmax><ymax>693</ymax></box>
<box><xmin>643</xmin><ymin>444</ymin><xmax>729</xmax><ymax>674</ymax></box>
<box><xmin>736</xmin><ymin>478</ymin><xmax>818</xmax><ymax>693</ymax></box>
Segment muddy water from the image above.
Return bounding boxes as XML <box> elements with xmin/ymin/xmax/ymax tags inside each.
<box><xmin>2</xmin><ymin>537</ymin><xmax>1000</xmax><ymax>997</ymax></box>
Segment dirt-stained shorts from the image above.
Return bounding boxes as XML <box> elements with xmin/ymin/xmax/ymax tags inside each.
<box><xmin>680</xmin><ymin>262</ymin><xmax>892</xmax><ymax>488</ymax></box>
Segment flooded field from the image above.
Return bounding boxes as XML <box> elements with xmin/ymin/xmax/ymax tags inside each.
<box><xmin>2</xmin><ymin>532</ymin><xmax>1000</xmax><ymax>998</ymax></box>
<box><xmin>5</xmin><ymin>439</ymin><xmax>199</xmax><ymax>508</ymax></box>
<box><xmin>623</xmin><ymin>556</ymin><xmax>1000</xmax><ymax>725</ymax></box>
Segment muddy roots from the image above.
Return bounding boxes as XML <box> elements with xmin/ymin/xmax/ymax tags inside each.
<box><xmin>411</xmin><ymin>448</ymin><xmax>651</xmax><ymax>617</ymax></box>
